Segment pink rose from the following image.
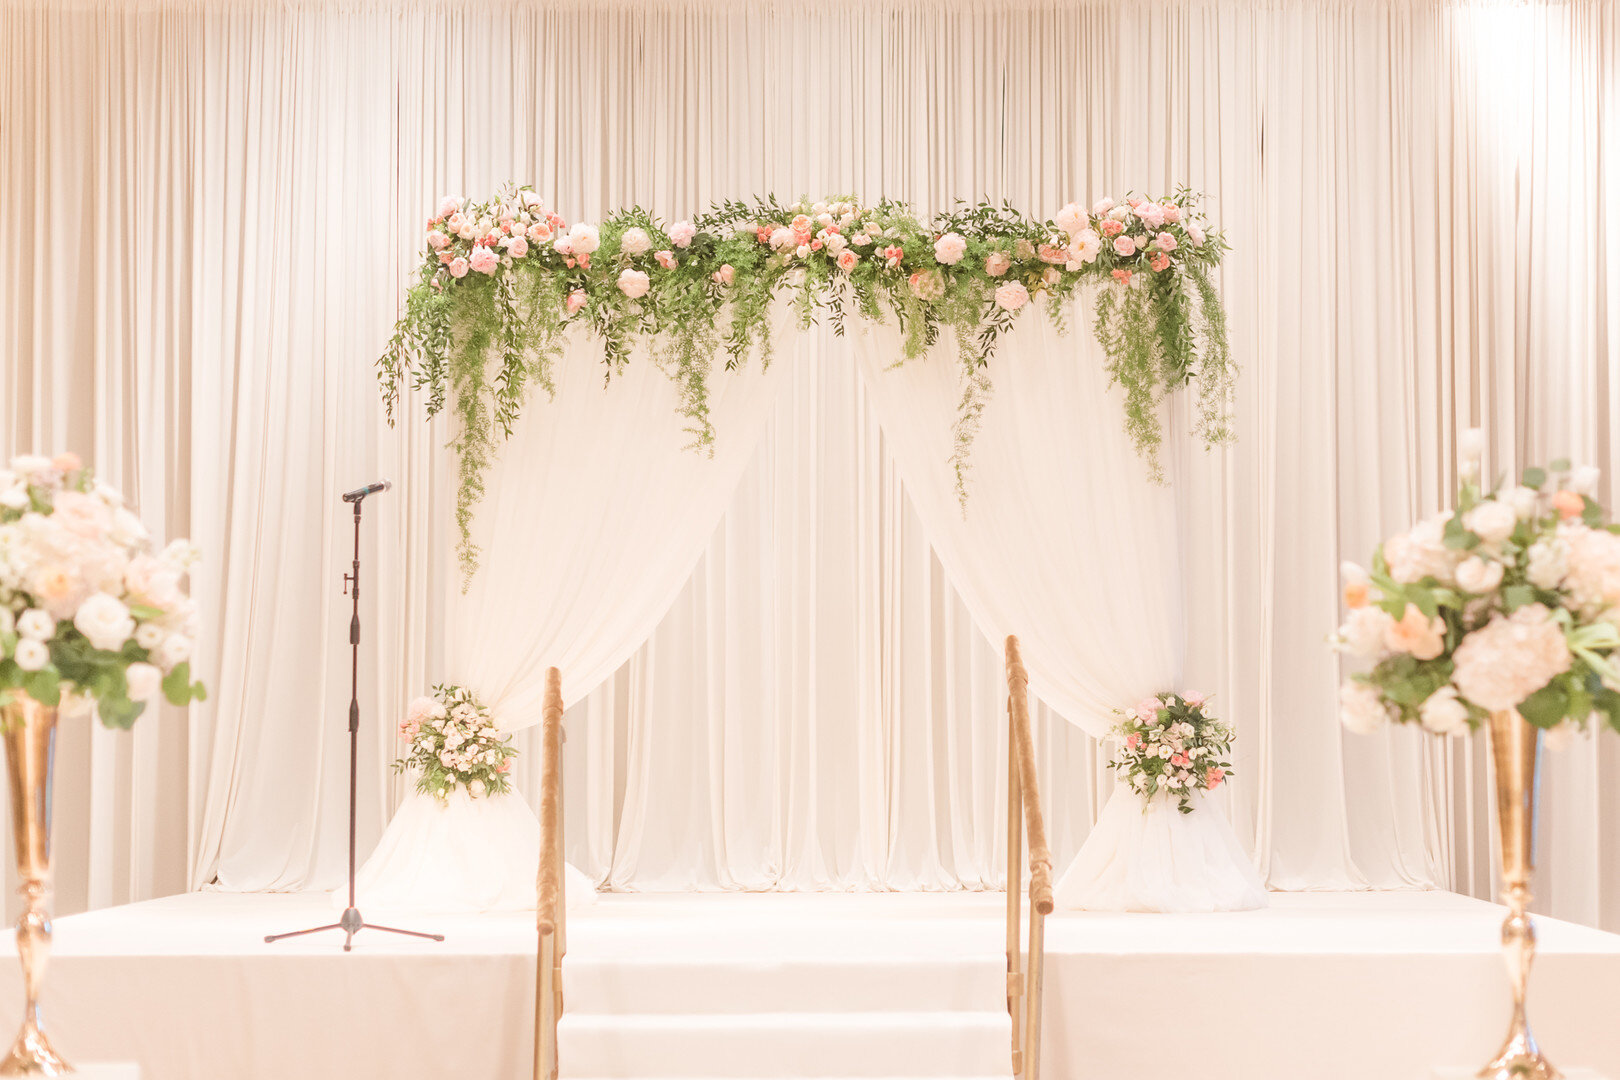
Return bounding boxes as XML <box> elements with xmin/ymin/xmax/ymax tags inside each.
<box><xmin>448</xmin><ymin>257</ymin><xmax>469</xmax><ymax>279</ymax></box>
<box><xmin>1092</xmin><ymin>197</ymin><xmax>1115</xmax><ymax>216</ymax></box>
<box><xmin>655</xmin><ymin>250</ymin><xmax>677</xmax><ymax>269</ymax></box>
<box><xmin>527</xmin><ymin>222</ymin><xmax>553</xmax><ymax>244</ymax></box>
<box><xmin>1160</xmin><ymin>203</ymin><xmax>1181</xmax><ymax>223</ymax></box>
<box><xmin>1154</xmin><ymin>231</ymin><xmax>1177</xmax><ymax>252</ymax></box>
<box><xmin>882</xmin><ymin>245</ymin><xmax>904</xmax><ymax>269</ymax></box>
<box><xmin>668</xmin><ymin>221</ymin><xmax>696</xmax><ymax>248</ymax></box>
<box><xmin>1125</xmin><ymin>733</ymin><xmax>1141</xmax><ymax>749</ymax></box>
<box><xmin>505</xmin><ymin>236</ymin><xmax>528</xmax><ymax>258</ymax></box>
<box><xmin>993</xmin><ymin>282</ymin><xmax>1029</xmax><ymax>311</ymax></box>
<box><xmin>566</xmin><ymin>288</ymin><xmax>587</xmax><ymax>314</ymax></box>
<box><xmin>52</xmin><ymin>451</ymin><xmax>82</xmax><ymax>473</ymax></box>
<box><xmin>1100</xmin><ymin>219</ymin><xmax>1125</xmax><ymax>238</ymax></box>
<box><xmin>1206</xmin><ymin>766</ymin><xmax>1225</xmax><ymax>788</ymax></box>
<box><xmin>427</xmin><ymin>231</ymin><xmax>450</xmax><ymax>251</ymax></box>
<box><xmin>1183</xmin><ymin>691</ymin><xmax>1208</xmax><ymax>707</ymax></box>
<box><xmin>1134</xmin><ymin>202</ymin><xmax>1166</xmax><ymax>228</ymax></box>
<box><xmin>1149</xmin><ymin>252</ymin><xmax>1170</xmax><ymax>272</ymax></box>
<box><xmin>1111</xmin><ymin>268</ymin><xmax>1132</xmax><ymax>285</ymax></box>
<box><xmin>446</xmin><ymin>212</ymin><xmax>467</xmax><ymax>233</ymax></box>
<box><xmin>1126</xmin><ymin>194</ymin><xmax>1145</xmax><ymax>208</ymax></box>
<box><xmin>1113</xmin><ymin>236</ymin><xmax>1137</xmax><ymax>257</ymax></box>
<box><xmin>617</xmin><ymin>268</ymin><xmax>651</xmax><ymax>298</ymax></box>
<box><xmin>436</xmin><ymin>195</ymin><xmax>462</xmax><ymax>218</ymax></box>
<box><xmin>1037</xmin><ymin>244</ymin><xmax>1069</xmax><ymax>264</ymax></box>
<box><xmin>836</xmin><ymin>250</ymin><xmax>858</xmax><ymax>272</ymax></box>
<box><xmin>1187</xmin><ymin>225</ymin><xmax>1206</xmax><ymax>247</ymax></box>
<box><xmin>1170</xmin><ymin>753</ymin><xmax>1188</xmax><ymax>768</ymax></box>
<box><xmin>984</xmin><ymin>252</ymin><xmax>1011</xmax><ymax>277</ymax></box>
<box><xmin>468</xmin><ymin>246</ymin><xmax>499</xmax><ymax>275</ymax></box>
<box><xmin>712</xmin><ymin>264</ymin><xmax>735</xmax><ymax>285</ymax></box>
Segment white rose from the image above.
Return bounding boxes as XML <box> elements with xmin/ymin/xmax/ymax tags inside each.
<box><xmin>932</xmin><ymin>232</ymin><xmax>967</xmax><ymax>265</ymax></box>
<box><xmin>826</xmin><ymin>233</ymin><xmax>847</xmax><ymax>254</ymax></box>
<box><xmin>616</xmin><ymin>269</ymin><xmax>651</xmax><ymax>299</ymax></box>
<box><xmin>17</xmin><ymin>609</ymin><xmax>54</xmax><ymax>641</ymax></box>
<box><xmin>1455</xmin><ymin>555</ymin><xmax>1505</xmax><ymax>594</ymax></box>
<box><xmin>0</xmin><ymin>487</ymin><xmax>27</xmax><ymax>511</ymax></box>
<box><xmin>1464</xmin><ymin>500</ymin><xmax>1518</xmax><ymax>545</ymax></box>
<box><xmin>1336</xmin><ymin>605</ymin><xmax>1394</xmax><ymax>660</ymax></box>
<box><xmin>1500</xmin><ymin>485</ymin><xmax>1541</xmax><ymax>520</ymax></box>
<box><xmin>1526</xmin><ymin>537</ymin><xmax>1570</xmax><ymax>590</ymax></box>
<box><xmin>1054</xmin><ymin>203</ymin><xmax>1085</xmax><ymax>234</ymax></box>
<box><xmin>135</xmin><ymin>622</ymin><xmax>165</xmax><ymax>649</ymax></box>
<box><xmin>1156</xmin><ymin>745</ymin><xmax>1172</xmax><ymax>759</ymax></box>
<box><xmin>1092</xmin><ymin>197</ymin><xmax>1115</xmax><ymax>216</ymax></box>
<box><xmin>769</xmin><ymin>227</ymin><xmax>795</xmax><ymax>252</ymax></box>
<box><xmin>468</xmin><ymin>780</ymin><xmax>487</xmax><ymax>799</ymax></box>
<box><xmin>14</xmin><ymin>639</ymin><xmax>48</xmax><ymax>672</ymax></box>
<box><xmin>1339</xmin><ymin>681</ymin><xmax>1389</xmax><ymax>735</ymax></box>
<box><xmin>1418</xmin><ymin>685</ymin><xmax>1470</xmax><ymax>735</ymax></box>
<box><xmin>125</xmin><ymin>662</ymin><xmax>162</xmax><ymax>702</ymax></box>
<box><xmin>618</xmin><ymin>227</ymin><xmax>652</xmax><ymax>256</ymax></box>
<box><xmin>1570</xmin><ymin>465</ymin><xmax>1602</xmax><ymax>497</ymax></box>
<box><xmin>795</xmin><ymin>244</ymin><xmax>811</xmax><ymax>259</ymax></box>
<box><xmin>157</xmin><ymin>633</ymin><xmax>192</xmax><ymax>670</ymax></box>
<box><xmin>568</xmin><ymin>223</ymin><xmax>600</xmax><ymax>255</ymax></box>
<box><xmin>73</xmin><ymin>592</ymin><xmax>134</xmax><ymax>651</ymax></box>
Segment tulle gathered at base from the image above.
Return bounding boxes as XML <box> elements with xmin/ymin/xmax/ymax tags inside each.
<box><xmin>1055</xmin><ymin>781</ymin><xmax>1267</xmax><ymax>913</ymax></box>
<box><xmin>344</xmin><ymin>788</ymin><xmax>597</xmax><ymax>914</ymax></box>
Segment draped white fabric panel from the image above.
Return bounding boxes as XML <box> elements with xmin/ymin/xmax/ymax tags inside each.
<box><xmin>850</xmin><ymin>315</ymin><xmax>1180</xmax><ymax>737</ymax></box>
<box><xmin>3</xmin><ymin>0</ymin><xmax>1618</xmax><ymax>927</ymax></box>
<box><xmin>447</xmin><ymin>326</ymin><xmax>787</xmax><ymax>725</ymax></box>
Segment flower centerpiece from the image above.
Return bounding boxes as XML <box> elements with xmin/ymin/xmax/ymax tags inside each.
<box><xmin>0</xmin><ymin>451</ymin><xmax>206</xmax><ymax>1072</ymax></box>
<box><xmin>393</xmin><ymin>684</ymin><xmax>517</xmax><ymax>801</ymax></box>
<box><xmin>1108</xmin><ymin>692</ymin><xmax>1234</xmax><ymax>814</ymax></box>
<box><xmin>1333</xmin><ymin>430</ymin><xmax>1620</xmax><ymax>1080</ymax></box>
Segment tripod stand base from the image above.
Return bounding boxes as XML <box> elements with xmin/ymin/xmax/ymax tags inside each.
<box><xmin>264</xmin><ymin>906</ymin><xmax>444</xmax><ymax>952</ymax></box>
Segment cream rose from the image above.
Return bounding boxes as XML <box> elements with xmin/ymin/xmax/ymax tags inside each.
<box><xmin>73</xmin><ymin>592</ymin><xmax>135</xmax><ymax>651</ymax></box>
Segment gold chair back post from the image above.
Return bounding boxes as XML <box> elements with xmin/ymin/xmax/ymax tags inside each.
<box><xmin>1004</xmin><ymin>636</ymin><xmax>1053</xmax><ymax>1080</ymax></box>
<box><xmin>534</xmin><ymin>667</ymin><xmax>567</xmax><ymax>1080</ymax></box>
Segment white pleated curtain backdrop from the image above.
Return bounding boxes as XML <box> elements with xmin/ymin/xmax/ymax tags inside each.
<box><xmin>3</xmin><ymin>0</ymin><xmax>1619</xmax><ymax>926</ymax></box>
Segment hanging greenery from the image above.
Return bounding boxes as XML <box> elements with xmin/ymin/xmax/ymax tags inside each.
<box><xmin>378</xmin><ymin>187</ymin><xmax>1235</xmax><ymax>582</ymax></box>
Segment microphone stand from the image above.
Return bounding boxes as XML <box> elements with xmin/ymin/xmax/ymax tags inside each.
<box><xmin>265</xmin><ymin>490</ymin><xmax>444</xmax><ymax>952</ymax></box>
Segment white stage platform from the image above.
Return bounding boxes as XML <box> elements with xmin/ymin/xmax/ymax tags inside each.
<box><xmin>0</xmin><ymin>890</ymin><xmax>1616</xmax><ymax>1079</ymax></box>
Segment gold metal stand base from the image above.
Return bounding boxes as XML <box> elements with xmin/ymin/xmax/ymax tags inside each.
<box><xmin>0</xmin><ymin>1016</ymin><xmax>72</xmax><ymax>1076</ymax></box>
<box><xmin>1477</xmin><ymin>1028</ymin><xmax>1562</xmax><ymax>1080</ymax></box>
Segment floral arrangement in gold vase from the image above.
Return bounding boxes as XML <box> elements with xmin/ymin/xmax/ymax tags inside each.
<box><xmin>1333</xmin><ymin>429</ymin><xmax>1620</xmax><ymax>1080</ymax></box>
<box><xmin>0</xmin><ymin>453</ymin><xmax>206</xmax><ymax>1074</ymax></box>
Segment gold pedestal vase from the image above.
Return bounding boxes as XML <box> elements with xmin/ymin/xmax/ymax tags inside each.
<box><xmin>1479</xmin><ymin>710</ymin><xmax>1560</xmax><ymax>1080</ymax></box>
<box><xmin>0</xmin><ymin>692</ymin><xmax>70</xmax><ymax>1076</ymax></box>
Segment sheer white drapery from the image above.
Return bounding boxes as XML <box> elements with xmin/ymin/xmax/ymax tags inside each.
<box><xmin>5</xmin><ymin>0</ymin><xmax>1620</xmax><ymax>928</ymax></box>
<box><xmin>850</xmin><ymin>313</ymin><xmax>1181</xmax><ymax>737</ymax></box>
<box><xmin>446</xmin><ymin>327</ymin><xmax>787</xmax><ymax>725</ymax></box>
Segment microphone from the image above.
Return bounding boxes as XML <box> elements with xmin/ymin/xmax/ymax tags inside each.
<box><xmin>342</xmin><ymin>480</ymin><xmax>392</xmax><ymax>503</ymax></box>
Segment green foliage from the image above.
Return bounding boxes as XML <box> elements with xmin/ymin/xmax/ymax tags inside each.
<box><xmin>377</xmin><ymin>187</ymin><xmax>1238</xmax><ymax>581</ymax></box>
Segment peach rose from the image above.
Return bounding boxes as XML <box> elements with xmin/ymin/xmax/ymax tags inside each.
<box><xmin>984</xmin><ymin>252</ymin><xmax>1011</xmax><ymax>277</ymax></box>
<box><xmin>1384</xmin><ymin>603</ymin><xmax>1446</xmax><ymax>661</ymax></box>
<box><xmin>1552</xmin><ymin>490</ymin><xmax>1585</xmax><ymax>520</ymax></box>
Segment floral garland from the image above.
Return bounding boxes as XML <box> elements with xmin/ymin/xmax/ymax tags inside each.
<box><xmin>1109</xmin><ymin>691</ymin><xmax>1234</xmax><ymax>814</ymax></box>
<box><xmin>394</xmin><ymin>684</ymin><xmax>517</xmax><ymax>800</ymax></box>
<box><xmin>1335</xmin><ymin>433</ymin><xmax>1620</xmax><ymax>743</ymax></box>
<box><xmin>0</xmin><ymin>452</ymin><xmax>207</xmax><ymax>728</ymax></box>
<box><xmin>377</xmin><ymin>188</ymin><xmax>1235</xmax><ymax>581</ymax></box>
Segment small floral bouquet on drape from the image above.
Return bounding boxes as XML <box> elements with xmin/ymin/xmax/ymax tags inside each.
<box><xmin>1108</xmin><ymin>692</ymin><xmax>1234</xmax><ymax>814</ymax></box>
<box><xmin>1335</xmin><ymin>432</ymin><xmax>1620</xmax><ymax>740</ymax></box>
<box><xmin>393</xmin><ymin>684</ymin><xmax>517</xmax><ymax>800</ymax></box>
<box><xmin>0</xmin><ymin>452</ymin><xmax>206</xmax><ymax>727</ymax></box>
